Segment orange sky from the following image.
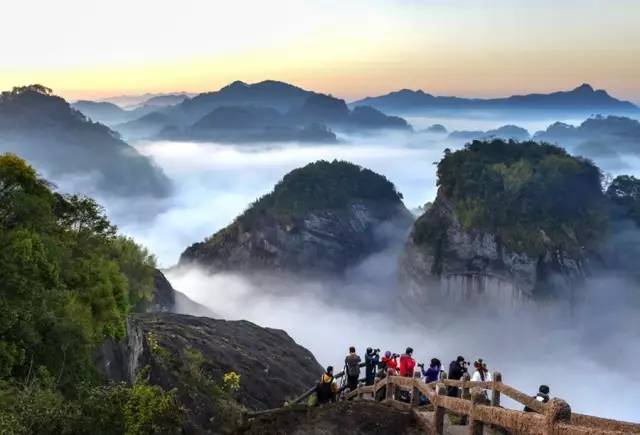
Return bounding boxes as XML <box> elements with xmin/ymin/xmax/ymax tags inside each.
<box><xmin>1</xmin><ymin>0</ymin><xmax>639</xmax><ymax>103</ymax></box>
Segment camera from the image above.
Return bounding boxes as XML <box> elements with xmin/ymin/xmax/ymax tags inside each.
<box><xmin>417</xmin><ymin>363</ymin><xmax>425</xmax><ymax>369</ymax></box>
<box><xmin>392</xmin><ymin>353</ymin><xmax>400</xmax><ymax>359</ymax></box>
<box><xmin>373</xmin><ymin>348</ymin><xmax>380</xmax><ymax>353</ymax></box>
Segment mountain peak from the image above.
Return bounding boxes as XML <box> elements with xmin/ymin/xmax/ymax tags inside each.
<box><xmin>220</xmin><ymin>80</ymin><xmax>249</xmax><ymax>91</ymax></box>
<box><xmin>573</xmin><ymin>83</ymin><xmax>595</xmax><ymax>93</ymax></box>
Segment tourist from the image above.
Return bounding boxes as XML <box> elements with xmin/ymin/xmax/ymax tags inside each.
<box><xmin>423</xmin><ymin>358</ymin><xmax>442</xmax><ymax>383</ymax></box>
<box><xmin>471</xmin><ymin>359</ymin><xmax>492</xmax><ymax>382</ymax></box>
<box><xmin>399</xmin><ymin>347</ymin><xmax>416</xmax><ymax>377</ymax></box>
<box><xmin>447</xmin><ymin>356</ymin><xmax>467</xmax><ymax>397</ymax></box>
<box><xmin>316</xmin><ymin>366</ymin><xmax>338</xmax><ymax>404</ymax></box>
<box><xmin>380</xmin><ymin>351</ymin><xmax>398</xmax><ymax>375</ymax></box>
<box><xmin>524</xmin><ymin>385</ymin><xmax>551</xmax><ymax>412</ymax></box>
<box><xmin>365</xmin><ymin>348</ymin><xmax>380</xmax><ymax>386</ymax></box>
<box><xmin>345</xmin><ymin>346</ymin><xmax>362</xmax><ymax>391</ymax></box>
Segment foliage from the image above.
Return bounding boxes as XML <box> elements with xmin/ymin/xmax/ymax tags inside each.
<box><xmin>425</xmin><ymin>140</ymin><xmax>608</xmax><ymax>254</ymax></box>
<box><xmin>222</xmin><ymin>371</ymin><xmax>241</xmax><ymax>393</ymax></box>
<box><xmin>0</xmin><ymin>153</ymin><xmax>165</xmax><ymax>429</ymax></box>
<box><xmin>606</xmin><ymin>175</ymin><xmax>640</xmax><ymax>224</ymax></box>
<box><xmin>234</xmin><ymin>160</ymin><xmax>402</xmax><ymax>230</ymax></box>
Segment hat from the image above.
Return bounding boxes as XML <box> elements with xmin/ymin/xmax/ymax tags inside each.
<box><xmin>539</xmin><ymin>385</ymin><xmax>550</xmax><ymax>395</ymax></box>
<box><xmin>385</xmin><ymin>351</ymin><xmax>392</xmax><ymax>358</ymax></box>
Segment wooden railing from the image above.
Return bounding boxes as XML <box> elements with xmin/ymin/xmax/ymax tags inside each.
<box><xmin>338</xmin><ymin>372</ymin><xmax>640</xmax><ymax>435</ymax></box>
<box><xmin>243</xmin><ymin>370</ymin><xmax>640</xmax><ymax>434</ymax></box>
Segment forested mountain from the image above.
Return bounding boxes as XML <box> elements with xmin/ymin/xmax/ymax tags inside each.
<box><xmin>180</xmin><ymin>160</ymin><xmax>413</xmax><ymax>274</ymax></box>
<box><xmin>0</xmin><ymin>85</ymin><xmax>171</xmax><ymax>197</ymax></box>
<box><xmin>352</xmin><ymin>83</ymin><xmax>639</xmax><ymax>115</ymax></box>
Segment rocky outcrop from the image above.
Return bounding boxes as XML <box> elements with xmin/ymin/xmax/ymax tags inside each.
<box><xmin>399</xmin><ymin>191</ymin><xmax>588</xmax><ymax>311</ymax></box>
<box><xmin>139</xmin><ymin>269</ymin><xmax>215</xmax><ymax>317</ymax></box>
<box><xmin>180</xmin><ymin>160</ymin><xmax>414</xmax><ymax>275</ymax></box>
<box><xmin>97</xmin><ymin>313</ymin><xmax>323</xmax><ymax>431</ymax></box>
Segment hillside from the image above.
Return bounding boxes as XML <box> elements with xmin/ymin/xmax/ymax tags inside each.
<box><xmin>399</xmin><ymin>139</ymin><xmax>608</xmax><ymax>309</ymax></box>
<box><xmin>0</xmin><ymin>85</ymin><xmax>171</xmax><ymax>197</ymax></box>
<box><xmin>117</xmin><ymin>80</ymin><xmax>410</xmax><ymax>141</ymax></box>
<box><xmin>180</xmin><ymin>160</ymin><xmax>414</xmax><ymax>274</ymax></box>
<box><xmin>352</xmin><ymin>83</ymin><xmax>639</xmax><ymax>115</ymax></box>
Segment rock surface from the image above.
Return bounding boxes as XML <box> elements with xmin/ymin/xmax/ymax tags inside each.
<box><xmin>139</xmin><ymin>269</ymin><xmax>215</xmax><ymax>317</ymax></box>
<box><xmin>180</xmin><ymin>160</ymin><xmax>414</xmax><ymax>275</ymax></box>
<box><xmin>399</xmin><ymin>190</ymin><xmax>588</xmax><ymax>311</ymax></box>
<box><xmin>97</xmin><ymin>312</ymin><xmax>322</xmax><ymax>411</ymax></box>
<box><xmin>243</xmin><ymin>401</ymin><xmax>424</xmax><ymax>435</ymax></box>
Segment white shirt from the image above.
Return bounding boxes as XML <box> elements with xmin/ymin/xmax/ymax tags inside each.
<box><xmin>471</xmin><ymin>370</ymin><xmax>492</xmax><ymax>382</ymax></box>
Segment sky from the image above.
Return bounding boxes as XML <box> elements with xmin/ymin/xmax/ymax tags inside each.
<box><xmin>1</xmin><ymin>0</ymin><xmax>639</xmax><ymax>102</ymax></box>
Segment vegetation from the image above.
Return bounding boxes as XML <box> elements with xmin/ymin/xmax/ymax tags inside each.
<box><xmin>606</xmin><ymin>175</ymin><xmax>640</xmax><ymax>225</ymax></box>
<box><xmin>233</xmin><ymin>160</ymin><xmax>402</xmax><ymax>231</ymax></box>
<box><xmin>0</xmin><ymin>153</ymin><xmax>183</xmax><ymax>433</ymax></box>
<box><xmin>417</xmin><ymin>140</ymin><xmax>608</xmax><ymax>255</ymax></box>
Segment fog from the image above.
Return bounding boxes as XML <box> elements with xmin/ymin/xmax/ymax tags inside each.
<box><xmin>165</xmin><ymin>265</ymin><xmax>640</xmax><ymax>421</ymax></box>
<box><xmin>45</xmin><ymin>116</ymin><xmax>640</xmax><ymax>423</ymax></box>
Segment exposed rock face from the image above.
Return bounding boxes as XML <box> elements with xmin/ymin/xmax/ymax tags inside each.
<box><xmin>399</xmin><ymin>191</ymin><xmax>587</xmax><ymax>311</ymax></box>
<box><xmin>97</xmin><ymin>312</ymin><xmax>323</xmax><ymax>415</ymax></box>
<box><xmin>139</xmin><ymin>269</ymin><xmax>215</xmax><ymax>317</ymax></box>
<box><xmin>180</xmin><ymin>160</ymin><xmax>414</xmax><ymax>275</ymax></box>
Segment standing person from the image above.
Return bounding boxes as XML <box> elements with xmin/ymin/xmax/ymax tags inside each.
<box><xmin>365</xmin><ymin>348</ymin><xmax>379</xmax><ymax>386</ymax></box>
<box><xmin>471</xmin><ymin>359</ymin><xmax>492</xmax><ymax>382</ymax></box>
<box><xmin>380</xmin><ymin>351</ymin><xmax>398</xmax><ymax>375</ymax></box>
<box><xmin>316</xmin><ymin>366</ymin><xmax>338</xmax><ymax>405</ymax></box>
<box><xmin>345</xmin><ymin>346</ymin><xmax>362</xmax><ymax>391</ymax></box>
<box><xmin>399</xmin><ymin>347</ymin><xmax>416</xmax><ymax>377</ymax></box>
<box><xmin>447</xmin><ymin>356</ymin><xmax>467</xmax><ymax>397</ymax></box>
<box><xmin>423</xmin><ymin>358</ymin><xmax>442</xmax><ymax>383</ymax></box>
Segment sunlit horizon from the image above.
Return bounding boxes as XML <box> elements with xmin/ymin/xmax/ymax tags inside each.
<box><xmin>2</xmin><ymin>0</ymin><xmax>639</xmax><ymax>103</ymax></box>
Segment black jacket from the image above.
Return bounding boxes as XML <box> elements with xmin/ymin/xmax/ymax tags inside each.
<box><xmin>449</xmin><ymin>361</ymin><xmax>464</xmax><ymax>380</ymax></box>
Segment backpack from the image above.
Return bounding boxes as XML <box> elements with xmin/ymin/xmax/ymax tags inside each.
<box><xmin>346</xmin><ymin>354</ymin><xmax>360</xmax><ymax>376</ymax></box>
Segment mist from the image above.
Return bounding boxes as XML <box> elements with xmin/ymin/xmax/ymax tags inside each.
<box><xmin>164</xmin><ymin>263</ymin><xmax>640</xmax><ymax>422</ymax></box>
<box><xmin>45</xmin><ymin>114</ymin><xmax>640</xmax><ymax>423</ymax></box>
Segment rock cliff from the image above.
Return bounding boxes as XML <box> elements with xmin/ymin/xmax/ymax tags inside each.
<box><xmin>180</xmin><ymin>160</ymin><xmax>414</xmax><ymax>275</ymax></box>
<box><xmin>97</xmin><ymin>313</ymin><xmax>323</xmax><ymax>432</ymax></box>
<box><xmin>399</xmin><ymin>140</ymin><xmax>607</xmax><ymax>311</ymax></box>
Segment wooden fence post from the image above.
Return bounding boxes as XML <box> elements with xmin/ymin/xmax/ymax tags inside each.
<box><xmin>434</xmin><ymin>384</ymin><xmax>447</xmax><ymax>435</ymax></box>
<box><xmin>411</xmin><ymin>378</ymin><xmax>420</xmax><ymax>407</ymax></box>
<box><xmin>386</xmin><ymin>379</ymin><xmax>395</xmax><ymax>401</ymax></box>
<box><xmin>461</xmin><ymin>373</ymin><xmax>471</xmax><ymax>425</ymax></box>
<box><xmin>544</xmin><ymin>398</ymin><xmax>571</xmax><ymax>435</ymax></box>
<box><xmin>491</xmin><ymin>371</ymin><xmax>502</xmax><ymax>407</ymax></box>
<box><xmin>469</xmin><ymin>389</ymin><xmax>484</xmax><ymax>435</ymax></box>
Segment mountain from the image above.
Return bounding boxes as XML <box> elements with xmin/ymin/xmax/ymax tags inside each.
<box><xmin>180</xmin><ymin>160</ymin><xmax>414</xmax><ymax>275</ymax></box>
<box><xmin>71</xmin><ymin>100</ymin><xmax>130</xmax><ymax>124</ymax></box>
<box><xmin>137</xmin><ymin>93</ymin><xmax>189</xmax><ymax>108</ymax></box>
<box><xmin>0</xmin><ymin>85</ymin><xmax>171</xmax><ymax>197</ymax></box>
<box><xmin>533</xmin><ymin>115</ymin><xmax>640</xmax><ymax>158</ymax></box>
<box><xmin>447</xmin><ymin>124</ymin><xmax>530</xmax><ymax>142</ymax></box>
<box><xmin>117</xmin><ymin>80</ymin><xmax>411</xmax><ymax>142</ymax></box>
<box><xmin>399</xmin><ymin>139</ymin><xmax>608</xmax><ymax>311</ymax></box>
<box><xmin>352</xmin><ymin>83</ymin><xmax>640</xmax><ymax>115</ymax></box>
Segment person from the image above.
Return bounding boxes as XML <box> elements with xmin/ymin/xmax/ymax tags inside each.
<box><xmin>448</xmin><ymin>356</ymin><xmax>467</xmax><ymax>397</ymax></box>
<box><xmin>471</xmin><ymin>359</ymin><xmax>492</xmax><ymax>382</ymax></box>
<box><xmin>316</xmin><ymin>366</ymin><xmax>338</xmax><ymax>404</ymax></box>
<box><xmin>345</xmin><ymin>346</ymin><xmax>362</xmax><ymax>391</ymax></box>
<box><xmin>380</xmin><ymin>351</ymin><xmax>398</xmax><ymax>375</ymax></box>
<box><xmin>365</xmin><ymin>348</ymin><xmax>380</xmax><ymax>386</ymax></box>
<box><xmin>399</xmin><ymin>347</ymin><xmax>416</xmax><ymax>377</ymax></box>
<box><xmin>524</xmin><ymin>385</ymin><xmax>550</xmax><ymax>412</ymax></box>
<box><xmin>423</xmin><ymin>358</ymin><xmax>442</xmax><ymax>383</ymax></box>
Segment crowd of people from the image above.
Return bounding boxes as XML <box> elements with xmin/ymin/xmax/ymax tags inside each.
<box><xmin>315</xmin><ymin>346</ymin><xmax>550</xmax><ymax>412</ymax></box>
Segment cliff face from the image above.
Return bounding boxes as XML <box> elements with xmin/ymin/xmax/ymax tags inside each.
<box><xmin>180</xmin><ymin>160</ymin><xmax>414</xmax><ymax>275</ymax></box>
<box><xmin>399</xmin><ymin>192</ymin><xmax>589</xmax><ymax>311</ymax></box>
<box><xmin>181</xmin><ymin>201</ymin><xmax>412</xmax><ymax>275</ymax></box>
<box><xmin>97</xmin><ymin>313</ymin><xmax>323</xmax><ymax>432</ymax></box>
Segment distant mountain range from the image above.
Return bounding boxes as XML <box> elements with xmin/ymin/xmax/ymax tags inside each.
<box><xmin>105</xmin><ymin>80</ymin><xmax>411</xmax><ymax>142</ymax></box>
<box><xmin>0</xmin><ymin>85</ymin><xmax>171</xmax><ymax>197</ymax></box>
<box><xmin>352</xmin><ymin>84</ymin><xmax>639</xmax><ymax>115</ymax></box>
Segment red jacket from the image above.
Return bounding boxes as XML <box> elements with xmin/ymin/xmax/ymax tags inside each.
<box><xmin>381</xmin><ymin>356</ymin><xmax>397</xmax><ymax>371</ymax></box>
<box><xmin>399</xmin><ymin>354</ymin><xmax>416</xmax><ymax>377</ymax></box>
